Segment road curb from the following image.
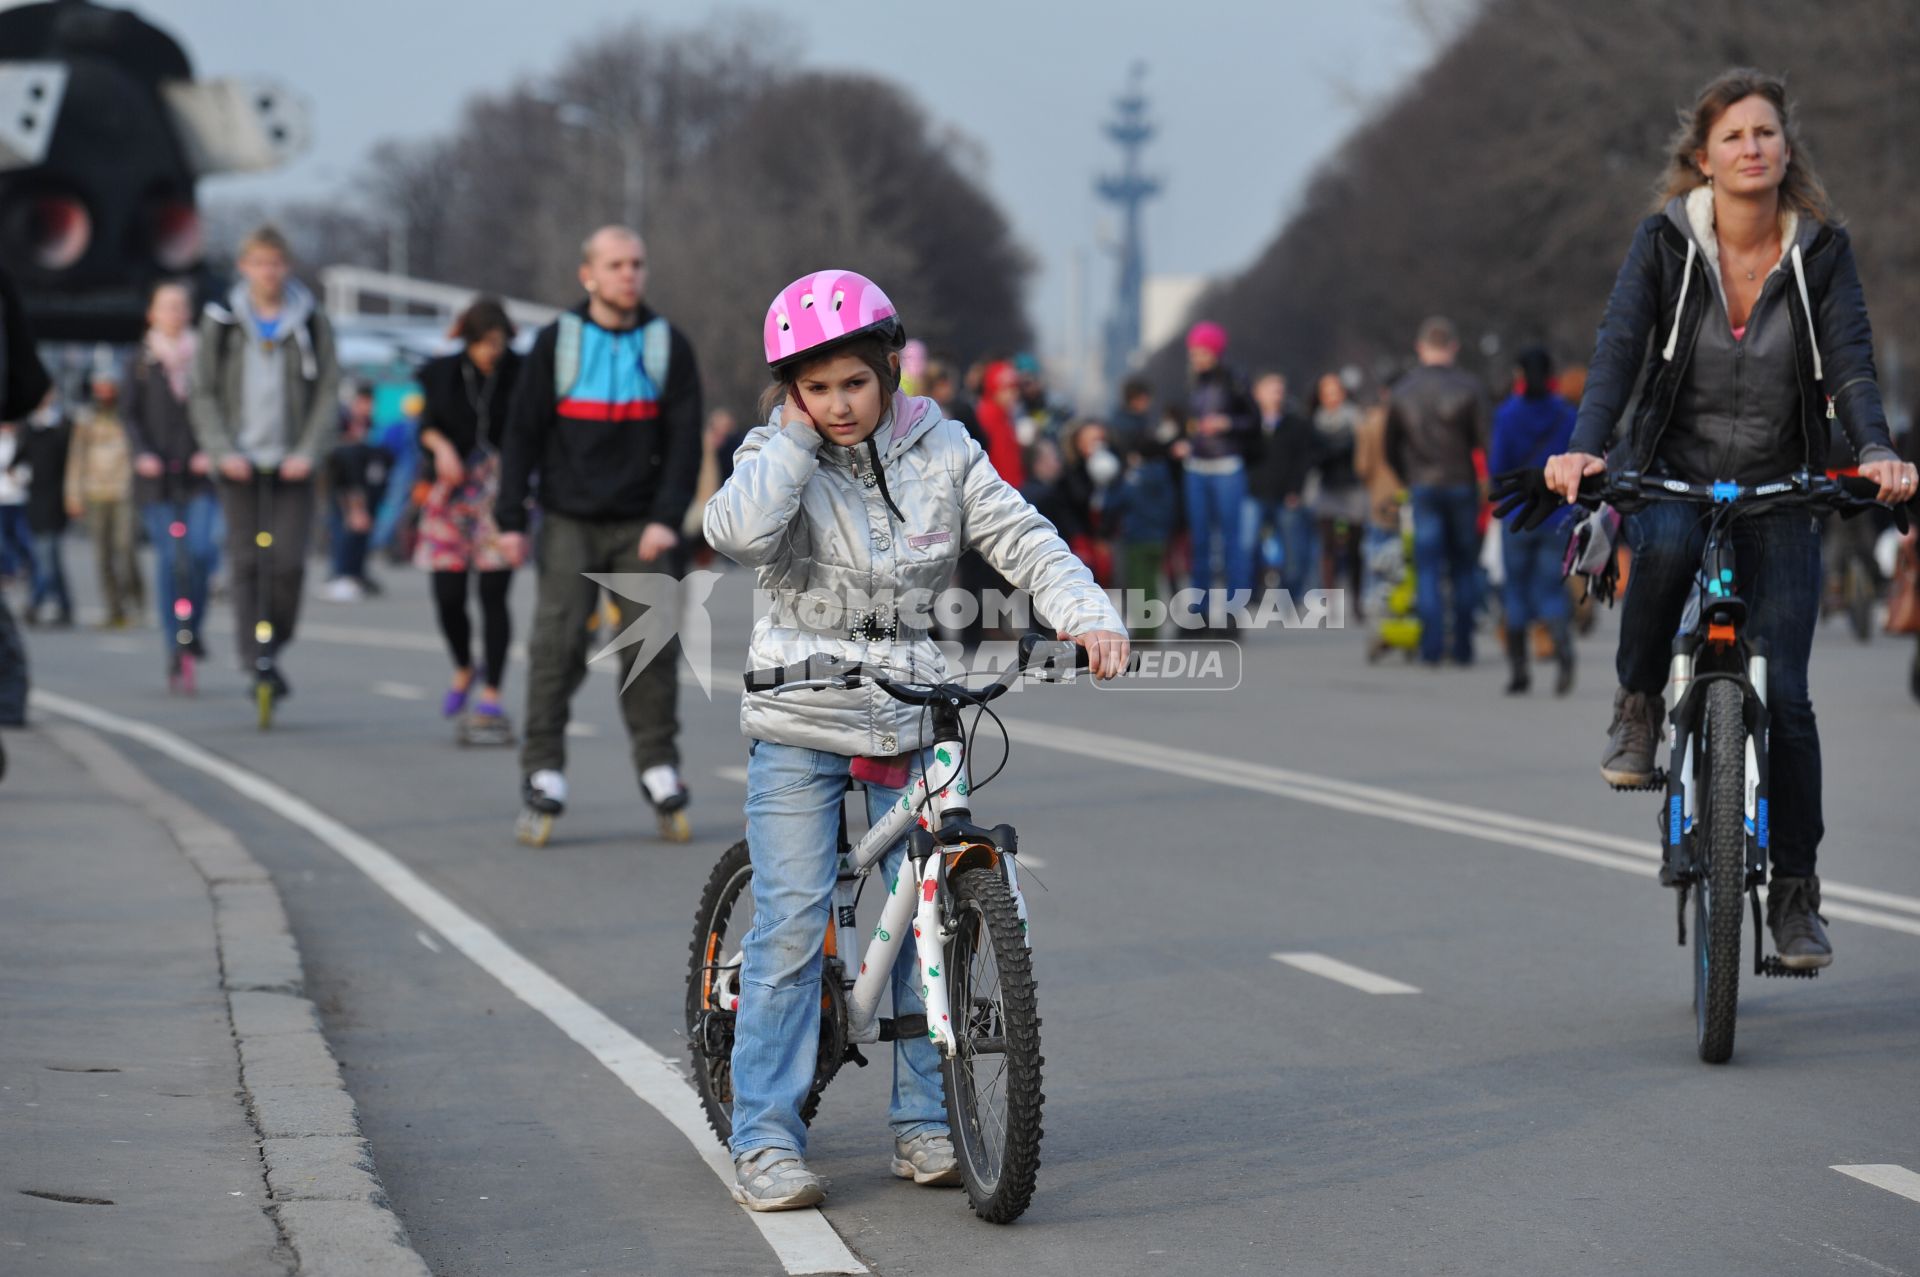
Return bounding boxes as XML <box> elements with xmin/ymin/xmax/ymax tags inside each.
<box><xmin>45</xmin><ymin>724</ymin><xmax>431</xmax><ymax>1277</ymax></box>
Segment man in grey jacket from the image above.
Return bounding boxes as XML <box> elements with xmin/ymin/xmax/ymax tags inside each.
<box><xmin>1385</xmin><ymin>316</ymin><xmax>1490</xmax><ymax>665</ymax></box>
<box><xmin>189</xmin><ymin>225</ymin><xmax>340</xmax><ymax>698</ymax></box>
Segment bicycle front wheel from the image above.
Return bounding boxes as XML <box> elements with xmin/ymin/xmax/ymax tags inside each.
<box><xmin>1695</xmin><ymin>679</ymin><xmax>1745</xmax><ymax>1064</ymax></box>
<box><xmin>941</xmin><ymin>864</ymin><xmax>1043</xmax><ymax>1223</ymax></box>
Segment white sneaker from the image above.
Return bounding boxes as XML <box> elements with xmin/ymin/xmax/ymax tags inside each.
<box><xmin>320</xmin><ymin>577</ymin><xmax>362</xmax><ymax>602</ymax></box>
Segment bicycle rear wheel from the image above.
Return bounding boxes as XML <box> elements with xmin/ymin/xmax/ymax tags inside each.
<box><xmin>685</xmin><ymin>838</ymin><xmax>841</xmax><ymax>1143</ymax></box>
<box><xmin>1695</xmin><ymin>679</ymin><xmax>1745</xmax><ymax>1064</ymax></box>
<box><xmin>942</xmin><ymin>864</ymin><xmax>1043</xmax><ymax>1223</ymax></box>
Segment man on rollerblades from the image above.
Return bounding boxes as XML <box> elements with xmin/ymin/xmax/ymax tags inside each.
<box><xmin>495</xmin><ymin>226</ymin><xmax>704</xmax><ymax>845</ymax></box>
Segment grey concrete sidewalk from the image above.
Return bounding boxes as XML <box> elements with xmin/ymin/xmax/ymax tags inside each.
<box><xmin>0</xmin><ymin>725</ymin><xmax>427</xmax><ymax>1277</ymax></box>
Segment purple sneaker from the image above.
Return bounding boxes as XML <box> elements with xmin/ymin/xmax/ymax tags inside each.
<box><xmin>442</xmin><ymin>684</ymin><xmax>472</xmax><ymax>718</ymax></box>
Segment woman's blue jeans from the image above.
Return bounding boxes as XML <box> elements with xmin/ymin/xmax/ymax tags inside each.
<box><xmin>729</xmin><ymin>740</ymin><xmax>948</xmax><ymax>1158</ymax></box>
<box><xmin>1617</xmin><ymin>501</ymin><xmax>1822</xmax><ymax>876</ymax></box>
<box><xmin>141</xmin><ymin>493</ymin><xmax>220</xmax><ymax>650</ymax></box>
<box><xmin>1184</xmin><ymin>466</ymin><xmax>1252</xmax><ymax>611</ymax></box>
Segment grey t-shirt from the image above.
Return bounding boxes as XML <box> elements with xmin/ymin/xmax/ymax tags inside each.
<box><xmin>236</xmin><ymin>322</ymin><xmax>289</xmax><ymax>467</ymax></box>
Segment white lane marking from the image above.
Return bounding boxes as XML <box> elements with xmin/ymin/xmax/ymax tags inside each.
<box><xmin>1272</xmin><ymin>952</ymin><xmax>1420</xmax><ymax>995</ymax></box>
<box><xmin>1833</xmin><ymin>1164</ymin><xmax>1920</xmax><ymax>1206</ymax></box>
<box><xmin>565</xmin><ymin>722</ymin><xmax>599</xmax><ymax>739</ymax></box>
<box><xmin>415</xmin><ymin>930</ymin><xmax>442</xmax><ymax>954</ymax></box>
<box><xmin>1011</xmin><ymin>720</ymin><xmax>1920</xmax><ymax>938</ymax></box>
<box><xmin>31</xmin><ymin>690</ymin><xmax>866</xmax><ymax>1277</ymax></box>
<box><xmin>313</xmin><ymin>625</ymin><xmax>1920</xmax><ymax>930</ymax></box>
<box><xmin>715</xmin><ymin>766</ymin><xmax>749</xmax><ymax>785</ymax></box>
<box><xmin>373</xmin><ymin>681</ymin><xmax>427</xmax><ymax>702</ymax></box>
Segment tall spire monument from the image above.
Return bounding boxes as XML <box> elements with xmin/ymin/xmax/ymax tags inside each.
<box><xmin>1095</xmin><ymin>62</ymin><xmax>1161</xmax><ymax>389</ymax></box>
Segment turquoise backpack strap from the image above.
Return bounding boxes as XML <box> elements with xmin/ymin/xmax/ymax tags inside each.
<box><xmin>640</xmin><ymin>315</ymin><xmax>672</xmax><ymax>397</ymax></box>
<box><xmin>553</xmin><ymin>312</ymin><xmax>583</xmax><ymax>400</ymax></box>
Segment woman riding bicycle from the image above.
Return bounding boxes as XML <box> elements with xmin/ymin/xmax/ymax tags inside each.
<box><xmin>1543</xmin><ymin>69</ymin><xmax>1916</xmax><ymax>970</ymax></box>
<box><xmin>703</xmin><ymin>271</ymin><xmax>1126</xmax><ymax>1211</ymax></box>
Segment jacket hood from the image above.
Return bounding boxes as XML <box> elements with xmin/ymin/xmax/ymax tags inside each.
<box><xmin>1655</xmin><ymin>186</ymin><xmax>1831</xmax><ymax>378</ymax></box>
<box><xmin>1663</xmin><ymin>186</ymin><xmax>1816</xmax><ymax>296</ymax></box>
<box><xmin>216</xmin><ymin>276</ymin><xmax>316</xmax><ymax>339</ymax></box>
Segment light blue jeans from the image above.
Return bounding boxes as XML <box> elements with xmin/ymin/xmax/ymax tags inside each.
<box><xmin>729</xmin><ymin>739</ymin><xmax>948</xmax><ymax>1158</ymax></box>
<box><xmin>141</xmin><ymin>492</ymin><xmax>220</xmax><ymax>651</ymax></box>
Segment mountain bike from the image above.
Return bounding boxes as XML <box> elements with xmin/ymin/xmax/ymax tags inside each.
<box><xmin>687</xmin><ymin>633</ymin><xmax>1098</xmax><ymax>1223</ymax></box>
<box><xmin>1558</xmin><ymin>469</ymin><xmax>1905</xmax><ymax>1063</ymax></box>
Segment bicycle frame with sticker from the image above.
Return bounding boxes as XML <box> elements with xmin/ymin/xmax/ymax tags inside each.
<box><xmin>708</xmin><ymin>706</ymin><xmax>1030</xmax><ymax>1058</ymax></box>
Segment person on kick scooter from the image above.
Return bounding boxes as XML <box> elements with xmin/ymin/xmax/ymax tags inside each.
<box><xmin>703</xmin><ymin>269</ymin><xmax>1128</xmax><ymax>1211</ymax></box>
<box><xmin>124</xmin><ymin>281</ymin><xmax>218</xmax><ymax>688</ymax></box>
<box><xmin>189</xmin><ymin>224</ymin><xmax>340</xmax><ymax>710</ymax></box>
<box><xmin>418</xmin><ymin>298</ymin><xmax>521</xmax><ymax>747</ymax></box>
<box><xmin>495</xmin><ymin>227</ymin><xmax>704</xmax><ymax>845</ymax></box>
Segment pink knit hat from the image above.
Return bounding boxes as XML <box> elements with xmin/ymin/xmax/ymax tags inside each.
<box><xmin>1186</xmin><ymin>321</ymin><xmax>1228</xmax><ymax>356</ymax></box>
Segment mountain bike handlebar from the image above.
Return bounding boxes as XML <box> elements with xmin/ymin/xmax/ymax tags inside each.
<box><xmin>1494</xmin><ymin>467</ymin><xmax>1911</xmax><ymax>534</ymax></box>
<box><xmin>745</xmin><ymin>632</ymin><xmax>1095</xmax><ymax>705</ymax></box>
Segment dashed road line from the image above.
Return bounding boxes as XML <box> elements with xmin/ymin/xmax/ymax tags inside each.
<box><xmin>1272</xmin><ymin>952</ymin><xmax>1420</xmax><ymax>995</ymax></box>
<box><xmin>373</xmin><ymin>681</ymin><xmax>427</xmax><ymax>702</ymax></box>
<box><xmin>1833</xmin><ymin>1164</ymin><xmax>1920</xmax><ymax>1206</ymax></box>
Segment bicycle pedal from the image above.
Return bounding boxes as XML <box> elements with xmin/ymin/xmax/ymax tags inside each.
<box><xmin>1608</xmin><ymin>769</ymin><xmax>1669</xmax><ymax>793</ymax></box>
<box><xmin>1757</xmin><ymin>956</ymin><xmax>1820</xmax><ymax>979</ymax></box>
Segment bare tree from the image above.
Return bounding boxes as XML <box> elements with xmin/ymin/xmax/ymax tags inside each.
<box><xmin>1150</xmin><ymin>0</ymin><xmax>1920</xmax><ymax>410</ymax></box>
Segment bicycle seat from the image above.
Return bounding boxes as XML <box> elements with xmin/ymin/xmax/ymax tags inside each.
<box><xmin>850</xmin><ymin>755</ymin><xmax>912</xmax><ymax>788</ymax></box>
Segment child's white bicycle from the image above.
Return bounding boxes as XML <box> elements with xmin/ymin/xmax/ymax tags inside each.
<box><xmin>686</xmin><ymin>634</ymin><xmax>1096</xmax><ymax>1224</ymax></box>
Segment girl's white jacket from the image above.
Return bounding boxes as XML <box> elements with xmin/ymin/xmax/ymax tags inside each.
<box><xmin>704</xmin><ymin>393</ymin><xmax>1122</xmax><ymax>758</ymax></box>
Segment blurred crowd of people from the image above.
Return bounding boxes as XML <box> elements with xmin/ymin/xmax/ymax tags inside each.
<box><xmin>666</xmin><ymin>312</ymin><xmax>1918</xmax><ymax>704</ymax></box>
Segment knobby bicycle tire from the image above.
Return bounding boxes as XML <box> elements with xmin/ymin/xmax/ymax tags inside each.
<box><xmin>1696</xmin><ymin>679</ymin><xmax>1746</xmax><ymax>1064</ymax></box>
<box><xmin>685</xmin><ymin>838</ymin><xmax>839</xmax><ymax>1143</ymax></box>
<box><xmin>942</xmin><ymin>864</ymin><xmax>1044</xmax><ymax>1224</ymax></box>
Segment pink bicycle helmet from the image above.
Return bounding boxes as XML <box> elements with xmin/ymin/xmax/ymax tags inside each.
<box><xmin>763</xmin><ymin>269</ymin><xmax>905</xmax><ymax>378</ymax></box>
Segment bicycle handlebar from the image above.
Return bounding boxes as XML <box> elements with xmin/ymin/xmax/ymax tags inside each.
<box><xmin>1493</xmin><ymin>466</ymin><xmax>1911</xmax><ymax>535</ymax></box>
<box><xmin>746</xmin><ymin>633</ymin><xmax>1095</xmax><ymax>704</ymax></box>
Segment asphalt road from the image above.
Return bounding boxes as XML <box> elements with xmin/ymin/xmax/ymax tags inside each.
<box><xmin>24</xmin><ymin>554</ymin><xmax>1920</xmax><ymax>1276</ymax></box>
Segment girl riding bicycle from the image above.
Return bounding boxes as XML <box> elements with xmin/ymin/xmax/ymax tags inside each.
<box><xmin>1543</xmin><ymin>69</ymin><xmax>1915</xmax><ymax>970</ymax></box>
<box><xmin>704</xmin><ymin>271</ymin><xmax>1127</xmax><ymax>1211</ymax></box>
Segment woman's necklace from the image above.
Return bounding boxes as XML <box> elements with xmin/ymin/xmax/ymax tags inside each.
<box><xmin>1727</xmin><ymin>236</ymin><xmax>1779</xmax><ymax>283</ymax></box>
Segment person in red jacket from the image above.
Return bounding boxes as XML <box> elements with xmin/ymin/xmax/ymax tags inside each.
<box><xmin>974</xmin><ymin>361</ymin><xmax>1025</xmax><ymax>488</ymax></box>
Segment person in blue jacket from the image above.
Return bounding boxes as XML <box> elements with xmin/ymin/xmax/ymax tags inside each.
<box><xmin>1490</xmin><ymin>346</ymin><xmax>1576</xmax><ymax>695</ymax></box>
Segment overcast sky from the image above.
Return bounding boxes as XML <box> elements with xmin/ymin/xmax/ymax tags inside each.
<box><xmin>125</xmin><ymin>0</ymin><xmax>1438</xmax><ymax>355</ymax></box>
